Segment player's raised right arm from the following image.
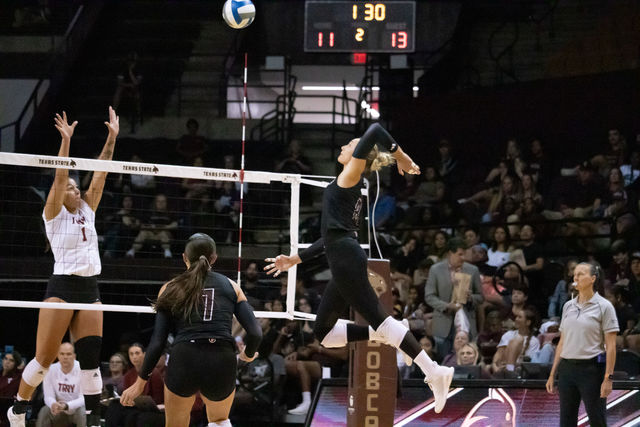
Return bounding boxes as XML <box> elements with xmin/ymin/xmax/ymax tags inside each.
<box><xmin>44</xmin><ymin>112</ymin><xmax>78</xmax><ymax>220</ymax></box>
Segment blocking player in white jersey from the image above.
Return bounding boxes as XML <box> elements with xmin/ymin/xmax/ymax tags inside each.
<box><xmin>8</xmin><ymin>107</ymin><xmax>119</xmax><ymax>427</ymax></box>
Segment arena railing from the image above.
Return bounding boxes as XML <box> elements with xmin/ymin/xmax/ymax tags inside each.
<box><xmin>0</xmin><ymin>1</ymin><xmax>104</xmax><ymax>152</ymax></box>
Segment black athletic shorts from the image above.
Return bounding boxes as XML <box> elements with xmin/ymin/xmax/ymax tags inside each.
<box><xmin>165</xmin><ymin>339</ymin><xmax>237</xmax><ymax>401</ymax></box>
<box><xmin>44</xmin><ymin>275</ymin><xmax>100</xmax><ymax>303</ymax></box>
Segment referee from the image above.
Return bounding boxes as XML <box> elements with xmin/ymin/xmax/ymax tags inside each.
<box><xmin>546</xmin><ymin>262</ymin><xmax>619</xmax><ymax>427</ymax></box>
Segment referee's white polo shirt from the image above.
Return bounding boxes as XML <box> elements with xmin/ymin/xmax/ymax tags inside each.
<box><xmin>559</xmin><ymin>292</ymin><xmax>619</xmax><ymax>360</ymax></box>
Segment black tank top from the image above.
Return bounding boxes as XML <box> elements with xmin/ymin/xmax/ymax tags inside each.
<box><xmin>172</xmin><ymin>271</ymin><xmax>237</xmax><ymax>344</ymax></box>
<box><xmin>321</xmin><ymin>178</ymin><xmax>364</xmax><ymax>237</ymax></box>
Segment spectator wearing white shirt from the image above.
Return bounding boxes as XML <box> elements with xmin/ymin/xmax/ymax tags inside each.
<box><xmin>36</xmin><ymin>343</ymin><xmax>86</xmax><ymax>427</ymax></box>
<box><xmin>491</xmin><ymin>308</ymin><xmax>540</xmax><ymax>374</ymax></box>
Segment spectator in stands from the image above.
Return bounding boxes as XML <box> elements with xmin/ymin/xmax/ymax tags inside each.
<box><xmin>550</xmin><ymin>160</ymin><xmax>604</xmax><ymax>220</ymax></box>
<box><xmin>461</xmin><ymin>175</ymin><xmax>522</xmax><ymax>224</ymax></box>
<box><xmin>181</xmin><ymin>157</ymin><xmax>213</xmax><ymax>208</ymax></box>
<box><xmin>407</xmin><ymin>336</ymin><xmax>438</xmax><ymax>378</ymax></box>
<box><xmin>504</xmin><ymin>138</ymin><xmax>525</xmax><ymax>173</ymax></box>
<box><xmin>607</xmin><ymin>239</ymin><xmax>630</xmax><ymax>284</ymax></box>
<box><xmin>485</xmin><ymin>175</ymin><xmax>522</xmax><ymax>224</ymax></box>
<box><xmin>515</xmin><ymin>225</ymin><xmax>544</xmax><ymax>274</ymax></box>
<box><xmin>504</xmin><ymin>282</ymin><xmax>530</xmax><ymax>325</ymax></box>
<box><xmin>394</xmin><ymin>173</ymin><xmax>420</xmax><ymax>214</ymax></box>
<box><xmin>426</xmin><ymin>231</ymin><xmax>449</xmax><ymax>263</ymax></box>
<box><xmin>483</xmin><ymin>139</ymin><xmax>525</xmax><ymax>184</ymax></box>
<box><xmin>491</xmin><ymin>308</ymin><xmax>540</xmax><ymax>375</ymax></box>
<box><xmin>603</xmin><ymin>168</ymin><xmax>626</xmax><ymax>207</ymax></box>
<box><xmin>548</xmin><ymin>259</ymin><xmax>578</xmax><ymax>318</ymax></box>
<box><xmin>285</xmin><ymin>298</ymin><xmax>323</xmax><ymax>415</ymax></box>
<box><xmin>126</xmin><ymin>193</ymin><xmax>177</xmax><ymax>258</ymax></box>
<box><xmin>484</xmin><ymin>158</ymin><xmax>511</xmax><ymax>188</ymax></box>
<box><xmin>436</xmin><ymin>139</ymin><xmax>459</xmax><ymax>186</ymax></box>
<box><xmin>487</xmin><ymin>225</ymin><xmax>515</xmax><ymax>268</ymax></box>
<box><xmin>526</xmin><ymin>138</ymin><xmax>551</xmax><ymax>190</ymax></box>
<box><xmin>275</xmin><ymin>139</ymin><xmax>313</xmax><ymax>206</ymax></box>
<box><xmin>393</xmin><ymin>236</ymin><xmax>422</xmax><ymax>275</ymax></box>
<box><xmin>112</xmin><ymin>51</ymin><xmax>142</xmax><ymax>131</ymax></box>
<box><xmin>514</xmin><ymin>225</ymin><xmax>545</xmax><ymax>307</ymax></box>
<box><xmin>462</xmin><ymin>227</ymin><xmax>483</xmax><ymax>262</ymax></box>
<box><xmin>176</xmin><ymin>118</ymin><xmax>206</xmax><ymax>163</ymax></box>
<box><xmin>0</xmin><ymin>350</ymin><xmax>23</xmax><ymax>425</ymax></box>
<box><xmin>520</xmin><ymin>171</ymin><xmax>543</xmax><ymax>206</ymax></box>
<box><xmin>403</xmin><ymin>286</ymin><xmax>431</xmax><ymax>335</ymax></box>
<box><xmin>103</xmin><ymin>195</ymin><xmax>141</xmax><ymax>258</ymax></box>
<box><xmin>441</xmin><ymin>330</ymin><xmax>470</xmax><ymax>367</ymax></box>
<box><xmin>413</xmin><ymin>166</ymin><xmax>446</xmax><ymax>207</ymax></box>
<box><xmin>403</xmin><ymin>286</ymin><xmax>425</xmax><ymax>319</ymax></box>
<box><xmin>456</xmin><ymin>342</ymin><xmax>480</xmax><ymax>366</ymax></box>
<box><xmin>12</xmin><ymin>1</ymin><xmax>49</xmax><ymax>28</ymax></box>
<box><xmin>272</xmin><ymin>298</ymin><xmax>320</xmax><ymax>415</ymax></box>
<box><xmin>628</xmin><ymin>252</ymin><xmax>640</xmax><ymax>312</ymax></box>
<box><xmin>213</xmin><ymin>181</ymin><xmax>240</xmax><ymax>244</ymax></box>
<box><xmin>425</xmin><ymin>238</ymin><xmax>483</xmax><ymax>359</ymax></box>
<box><xmin>115</xmin><ymin>154</ymin><xmax>157</xmax><ymax>196</ymax></box>
<box><xmin>275</xmin><ymin>139</ymin><xmax>312</xmax><ymax>175</ymax></box>
<box><xmin>37</xmin><ymin>343</ymin><xmax>85</xmax><ymax>427</ymax></box>
<box><xmin>591</xmin><ymin>128</ymin><xmax>627</xmax><ymax>177</ymax></box>
<box><xmin>369</xmin><ymin>182</ymin><xmax>397</xmax><ymax>229</ymax></box>
<box><xmin>620</xmin><ymin>151</ymin><xmax>640</xmax><ymax>187</ymax></box>
<box><xmin>103</xmin><ymin>352</ymin><xmax>128</xmax><ymax>396</ymax></box>
<box><xmin>105</xmin><ymin>343</ymin><xmax>164</xmax><ymax>427</ymax></box>
<box><xmin>603</xmin><ymin>285</ymin><xmax>636</xmax><ymax>335</ymax></box>
<box><xmin>476</xmin><ymin>310</ymin><xmax>504</xmax><ymax>365</ymax></box>
<box><xmin>604</xmin><ymin>190</ymin><xmax>638</xmax><ymax>238</ymax></box>
<box><xmin>413</xmin><ymin>258</ymin><xmax>435</xmax><ymax>287</ymax></box>
<box><xmin>242</xmin><ymin>261</ymin><xmax>266</xmax><ymax>309</ymax></box>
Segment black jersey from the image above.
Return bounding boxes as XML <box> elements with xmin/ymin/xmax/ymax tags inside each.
<box><xmin>172</xmin><ymin>271</ymin><xmax>237</xmax><ymax>345</ymax></box>
<box><xmin>321</xmin><ymin>178</ymin><xmax>364</xmax><ymax>237</ymax></box>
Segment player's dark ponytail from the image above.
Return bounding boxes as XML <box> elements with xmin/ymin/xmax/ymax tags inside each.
<box><xmin>155</xmin><ymin>233</ymin><xmax>216</xmax><ymax>320</ymax></box>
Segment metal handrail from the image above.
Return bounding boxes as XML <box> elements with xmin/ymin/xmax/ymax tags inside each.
<box><xmin>488</xmin><ymin>19</ymin><xmax>520</xmax><ymax>84</ymax></box>
<box><xmin>0</xmin><ymin>3</ymin><xmax>101</xmax><ymax>152</ymax></box>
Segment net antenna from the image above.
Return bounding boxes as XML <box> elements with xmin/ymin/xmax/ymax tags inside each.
<box><xmin>236</xmin><ymin>52</ymin><xmax>248</xmax><ymax>287</ymax></box>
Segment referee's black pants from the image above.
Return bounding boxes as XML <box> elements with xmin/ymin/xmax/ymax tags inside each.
<box><xmin>558</xmin><ymin>358</ymin><xmax>607</xmax><ymax>427</ymax></box>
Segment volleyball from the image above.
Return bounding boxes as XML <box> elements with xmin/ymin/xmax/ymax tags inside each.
<box><xmin>222</xmin><ymin>0</ymin><xmax>255</xmax><ymax>29</ymax></box>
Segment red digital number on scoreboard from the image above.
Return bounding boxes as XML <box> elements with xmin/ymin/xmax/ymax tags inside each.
<box><xmin>391</xmin><ymin>31</ymin><xmax>408</xmax><ymax>49</ymax></box>
<box><xmin>317</xmin><ymin>32</ymin><xmax>335</xmax><ymax>47</ymax></box>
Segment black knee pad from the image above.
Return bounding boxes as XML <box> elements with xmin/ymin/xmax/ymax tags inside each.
<box><xmin>74</xmin><ymin>335</ymin><xmax>102</xmax><ymax>369</ymax></box>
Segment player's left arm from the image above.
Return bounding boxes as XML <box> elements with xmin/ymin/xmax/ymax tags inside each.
<box><xmin>231</xmin><ymin>278</ymin><xmax>262</xmax><ymax>359</ymax></box>
<box><xmin>84</xmin><ymin>106</ymin><xmax>119</xmax><ymax>211</ymax></box>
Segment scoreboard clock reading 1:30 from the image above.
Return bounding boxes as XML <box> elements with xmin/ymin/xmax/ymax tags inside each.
<box><xmin>304</xmin><ymin>1</ymin><xmax>416</xmax><ymax>53</ymax></box>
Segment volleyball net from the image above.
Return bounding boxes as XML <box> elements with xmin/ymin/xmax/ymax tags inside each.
<box><xmin>0</xmin><ymin>151</ymin><xmax>339</xmax><ymax>321</ymax></box>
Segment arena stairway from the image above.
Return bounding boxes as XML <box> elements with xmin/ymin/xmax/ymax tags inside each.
<box><xmin>23</xmin><ymin>1</ymin><xmax>216</xmax><ymax>158</ymax></box>
<box><xmin>0</xmin><ymin>2</ymin><xmax>76</xmax><ymax>79</ymax></box>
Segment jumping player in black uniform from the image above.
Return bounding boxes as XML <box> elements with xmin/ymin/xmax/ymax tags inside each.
<box><xmin>265</xmin><ymin>123</ymin><xmax>454</xmax><ymax>413</ymax></box>
<box><xmin>120</xmin><ymin>233</ymin><xmax>261</xmax><ymax>427</ymax></box>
